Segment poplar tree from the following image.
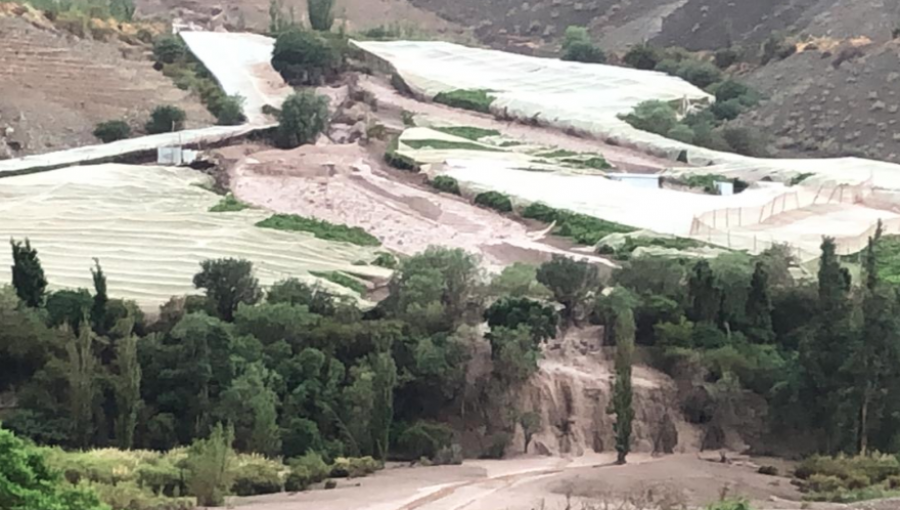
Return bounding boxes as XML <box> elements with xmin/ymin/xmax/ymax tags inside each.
<box><xmin>10</xmin><ymin>239</ymin><xmax>47</xmax><ymax>308</ymax></box>
<box><xmin>608</xmin><ymin>308</ymin><xmax>635</xmax><ymax>465</ymax></box>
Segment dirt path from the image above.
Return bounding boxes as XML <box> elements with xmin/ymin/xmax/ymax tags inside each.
<box><xmin>358</xmin><ymin>76</ymin><xmax>674</xmax><ymax>173</ymax></box>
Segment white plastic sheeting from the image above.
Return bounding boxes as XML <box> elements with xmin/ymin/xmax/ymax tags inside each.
<box><xmin>354</xmin><ymin>40</ymin><xmax>900</xmax><ymax>189</ymax></box>
<box><xmin>0</xmin><ymin>125</ymin><xmax>267</xmax><ymax>176</ymax></box>
<box><xmin>0</xmin><ymin>164</ymin><xmax>390</xmax><ymax>308</ymax></box>
<box><xmin>181</xmin><ymin>31</ymin><xmax>293</xmax><ymax>125</ymax></box>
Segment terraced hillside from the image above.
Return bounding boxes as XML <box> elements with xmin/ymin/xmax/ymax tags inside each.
<box><xmin>0</xmin><ymin>13</ymin><xmax>212</xmax><ymax>157</ymax></box>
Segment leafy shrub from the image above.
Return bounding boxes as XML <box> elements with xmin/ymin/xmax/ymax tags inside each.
<box><xmin>474</xmin><ymin>191</ymin><xmax>513</xmax><ymax>213</ymax></box>
<box><xmin>284</xmin><ymin>466</ymin><xmax>310</xmax><ymax>492</ymax></box>
<box><xmin>184</xmin><ymin>424</ymin><xmax>235</xmax><ymax>507</ymax></box>
<box><xmin>430</xmin><ymin>175</ymin><xmax>461</xmax><ymax>195</ymax></box>
<box><xmin>330</xmin><ymin>456</ymin><xmax>379</xmax><ymax>478</ymax></box>
<box><xmin>145</xmin><ymin>105</ymin><xmax>186</xmax><ymax>134</ymax></box>
<box><xmin>805</xmin><ymin>474</ymin><xmax>845</xmax><ymax>493</ymax></box>
<box><xmin>231</xmin><ymin>458</ymin><xmax>283</xmax><ymax>496</ymax></box>
<box><xmin>709</xmin><ymin>99</ymin><xmax>744</xmax><ymax>121</ymax></box>
<box><xmin>275</xmin><ymin>91</ymin><xmax>329</xmax><ymax>149</ymax></box>
<box><xmin>396</xmin><ymin>421</ymin><xmax>454</xmax><ymax>460</ymax></box>
<box><xmin>372</xmin><ymin>252</ymin><xmax>398</xmax><ymax>269</ymax></box>
<box><xmin>153</xmin><ymin>36</ymin><xmax>185</xmax><ymax>64</ymax></box>
<box><xmin>256</xmin><ymin>214</ymin><xmax>380</xmax><ymax>246</ymax></box>
<box><xmin>789</xmin><ymin>172</ymin><xmax>815</xmax><ymax>186</ymax></box>
<box><xmin>212</xmin><ymin>94</ymin><xmax>246</xmax><ymax>125</ymax></box>
<box><xmin>93</xmin><ymin>120</ymin><xmax>131</xmax><ymax>143</ymax></box>
<box><xmin>563</xmin><ymin>41</ymin><xmax>606</xmax><ymax>64</ymax></box>
<box><xmin>324</xmin><ymin>479</ymin><xmax>337</xmax><ymax>489</ymax></box>
<box><xmin>714</xmin><ymin>48</ymin><xmax>739</xmax><ymax>69</ymax></box>
<box><xmin>676</xmin><ymin>60</ymin><xmax>722</xmax><ymax>89</ymax></box>
<box><xmin>623</xmin><ymin>43</ymin><xmax>661</xmax><ymax>70</ymax></box>
<box><xmin>434</xmin><ymin>89</ymin><xmax>495</xmax><ymax>114</ymax></box>
<box><xmin>289</xmin><ymin>452</ymin><xmax>330</xmax><ymax>483</ymax></box>
<box><xmin>209</xmin><ymin>194</ymin><xmax>249</xmax><ymax>213</ymax></box>
<box><xmin>620</xmin><ymin>100</ymin><xmax>678</xmax><ymax>136</ymax></box>
<box><xmin>758</xmin><ymin>465</ymin><xmax>779</xmax><ymax>476</ymax></box>
<box><xmin>714</xmin><ymin>80</ymin><xmax>754</xmax><ymax>103</ymax></box>
<box><xmin>666</xmin><ymin>124</ymin><xmax>695</xmax><ymax>144</ymax></box>
<box><xmin>654</xmin><ymin>58</ymin><xmax>681</xmax><ymax>75</ymax></box>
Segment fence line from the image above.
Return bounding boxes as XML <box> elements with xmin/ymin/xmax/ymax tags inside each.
<box><xmin>689</xmin><ymin>177</ymin><xmax>881</xmax><ymax>261</ymax></box>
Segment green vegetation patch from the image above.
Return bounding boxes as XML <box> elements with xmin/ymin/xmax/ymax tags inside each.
<box><xmin>794</xmin><ymin>454</ymin><xmax>900</xmax><ymax>503</ymax></box>
<box><xmin>597</xmin><ymin>236</ymin><xmax>707</xmax><ymax>261</ymax></box>
<box><xmin>372</xmin><ymin>252</ymin><xmax>398</xmax><ymax>269</ymax></box>
<box><xmin>474</xmin><ymin>191</ymin><xmax>513</xmax><ymax>213</ymax></box>
<box><xmin>433</xmin><ymin>126</ymin><xmax>500</xmax><ymax>140</ymax></box>
<box><xmin>790</xmin><ymin>172</ymin><xmax>816</xmax><ymax>186</ymax></box>
<box><xmin>561</xmin><ymin>156</ymin><xmax>611</xmax><ymax>170</ymax></box>
<box><xmin>430</xmin><ymin>175</ymin><xmax>461</xmax><ymax>195</ymax></box>
<box><xmin>403</xmin><ymin>139</ymin><xmax>502</xmax><ymax>152</ymax></box>
<box><xmin>385</xmin><ymin>136</ymin><xmax>420</xmax><ymax>172</ymax></box>
<box><xmin>522</xmin><ymin>202</ymin><xmax>634</xmax><ymax>245</ymax></box>
<box><xmin>310</xmin><ymin>271</ymin><xmax>368</xmax><ymax>295</ymax></box>
<box><xmin>209</xmin><ymin>194</ymin><xmax>250</xmax><ymax>213</ymax></box>
<box><xmin>433</xmin><ymin>89</ymin><xmax>496</xmax><ymax>114</ymax></box>
<box><xmin>536</xmin><ymin>149</ymin><xmax>578</xmax><ymax>158</ymax></box>
<box><xmin>256</xmin><ymin>214</ymin><xmax>381</xmax><ymax>247</ymax></box>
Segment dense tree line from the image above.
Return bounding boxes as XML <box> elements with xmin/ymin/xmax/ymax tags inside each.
<box><xmin>1</xmin><ymin>243</ymin><xmax>562</xmax><ymax>464</ymax></box>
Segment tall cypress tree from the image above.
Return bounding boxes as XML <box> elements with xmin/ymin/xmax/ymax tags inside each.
<box><xmin>114</xmin><ymin>335</ymin><xmax>142</xmax><ymax>450</ymax></box>
<box><xmin>745</xmin><ymin>261</ymin><xmax>774</xmax><ymax>343</ymax></box>
<box><xmin>91</xmin><ymin>259</ymin><xmax>109</xmax><ymax>335</ymax></box>
<box><xmin>10</xmin><ymin>239</ymin><xmax>48</xmax><ymax>308</ymax></box>
<box><xmin>688</xmin><ymin>260</ymin><xmax>720</xmax><ymax>324</ymax></box>
<box><xmin>608</xmin><ymin>308</ymin><xmax>635</xmax><ymax>465</ymax></box>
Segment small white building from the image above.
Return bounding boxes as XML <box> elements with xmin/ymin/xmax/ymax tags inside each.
<box><xmin>607</xmin><ymin>173</ymin><xmax>661</xmax><ymax>190</ymax></box>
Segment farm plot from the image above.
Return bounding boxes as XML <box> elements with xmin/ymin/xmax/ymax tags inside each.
<box><xmin>355</xmin><ymin>40</ymin><xmax>900</xmax><ymax>186</ymax></box>
<box><xmin>0</xmin><ymin>164</ymin><xmax>390</xmax><ymax>308</ymax></box>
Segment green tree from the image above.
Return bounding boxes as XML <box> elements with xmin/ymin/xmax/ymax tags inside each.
<box><xmin>93</xmin><ymin>120</ymin><xmax>131</xmax><ymax>143</ymax></box>
<box><xmin>214</xmin><ymin>95</ymin><xmax>246</xmax><ymax>126</ymax></box>
<box><xmin>536</xmin><ymin>255</ymin><xmax>599</xmax><ymax>324</ymax></box>
<box><xmin>145</xmin><ymin>105</ymin><xmax>186</xmax><ymax>134</ymax></box>
<box><xmin>46</xmin><ymin>289</ymin><xmax>93</xmax><ymax>335</ymax></box>
<box><xmin>607</xmin><ymin>309</ymin><xmax>635</xmax><ymax>465</ymax></box>
<box><xmin>484</xmin><ymin>297</ymin><xmax>558</xmax><ymax>344</ymax></box>
<box><xmin>0</xmin><ymin>425</ymin><xmax>109</xmax><ymax>510</ymax></box>
<box><xmin>687</xmin><ymin>260</ymin><xmax>720</xmax><ymax>324</ymax></box>
<box><xmin>271</xmin><ymin>29</ymin><xmax>340</xmax><ymax>85</ymax></box>
<box><xmin>90</xmin><ymin>259</ymin><xmax>109</xmax><ymax>335</ymax></box>
<box><xmin>561</xmin><ymin>26</ymin><xmax>605</xmax><ymax>63</ymax></box>
<box><xmin>370</xmin><ymin>351</ymin><xmax>397</xmax><ymax>460</ymax></box>
<box><xmin>65</xmin><ymin>323</ymin><xmax>100</xmax><ymax>448</ymax></box>
<box><xmin>0</xmin><ymin>289</ymin><xmax>53</xmax><ymax>392</ymax></box>
<box><xmin>623</xmin><ymin>43</ymin><xmax>661</xmax><ymax>70</ymax></box>
<box><xmin>152</xmin><ymin>36</ymin><xmax>185</xmax><ymax>64</ymax></box>
<box><xmin>114</xmin><ymin>335</ymin><xmax>142</xmax><ymax>450</ymax></box>
<box><xmin>489</xmin><ymin>263</ymin><xmax>551</xmax><ymax>299</ymax></box>
<box><xmin>217</xmin><ymin>363</ymin><xmax>281</xmax><ymax>456</ymax></box>
<box><xmin>308</xmin><ymin>0</ymin><xmax>335</xmax><ymax>31</ymax></box>
<box><xmin>745</xmin><ymin>261</ymin><xmax>774</xmax><ymax>343</ymax></box>
<box><xmin>185</xmin><ymin>423</ymin><xmax>236</xmax><ymax>507</ymax></box>
<box><xmin>10</xmin><ymin>239</ymin><xmax>47</xmax><ymax>308</ymax></box>
<box><xmin>274</xmin><ymin>91</ymin><xmax>330</xmax><ymax>149</ymax></box>
<box><xmin>489</xmin><ymin>325</ymin><xmax>540</xmax><ymax>384</ymax></box>
<box><xmin>193</xmin><ymin>258</ymin><xmax>262</xmax><ymax>321</ymax></box>
<box><xmin>620</xmin><ymin>100</ymin><xmax>678</xmax><ymax>136</ymax></box>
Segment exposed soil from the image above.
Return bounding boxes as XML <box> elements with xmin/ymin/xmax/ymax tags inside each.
<box><xmin>0</xmin><ymin>13</ymin><xmax>213</xmax><ymax>157</ymax></box>
<box><xmin>225</xmin><ymin>142</ymin><xmax>617</xmax><ymax>270</ymax></box>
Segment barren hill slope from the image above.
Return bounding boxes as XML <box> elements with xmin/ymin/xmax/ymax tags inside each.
<box><xmin>0</xmin><ymin>12</ymin><xmax>212</xmax><ymax>157</ymax></box>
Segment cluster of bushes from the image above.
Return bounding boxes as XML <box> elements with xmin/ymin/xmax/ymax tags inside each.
<box><xmin>434</xmin><ymin>89</ymin><xmax>496</xmax><ymax>114</ymax></box>
<box><xmin>94</xmin><ymin>104</ymin><xmax>189</xmax><ymax>142</ymax></box>
<box><xmin>794</xmin><ymin>454</ymin><xmax>900</xmax><ymax>502</ymax></box>
<box><xmin>371</xmin><ymin>251</ymin><xmax>398</xmax><ymax>269</ymax></box>
<box><xmin>474</xmin><ymin>191</ymin><xmax>513</xmax><ymax>213</ymax></box>
<box><xmin>561</xmin><ymin>26</ymin><xmax>606</xmax><ymax>64</ymax></box>
<box><xmin>256</xmin><ymin>214</ymin><xmax>381</xmax><ymax>246</ymax></box>
<box><xmin>522</xmin><ymin>202</ymin><xmax>634</xmax><ymax>246</ymax></box>
<box><xmin>19</xmin><ymin>0</ymin><xmax>137</xmax><ymax>40</ymax></box>
<box><xmin>621</xmin><ymin>98</ymin><xmax>768</xmax><ymax>157</ymax></box>
<box><xmin>274</xmin><ymin>91</ymin><xmax>330</xmax><ymax>149</ymax></box>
